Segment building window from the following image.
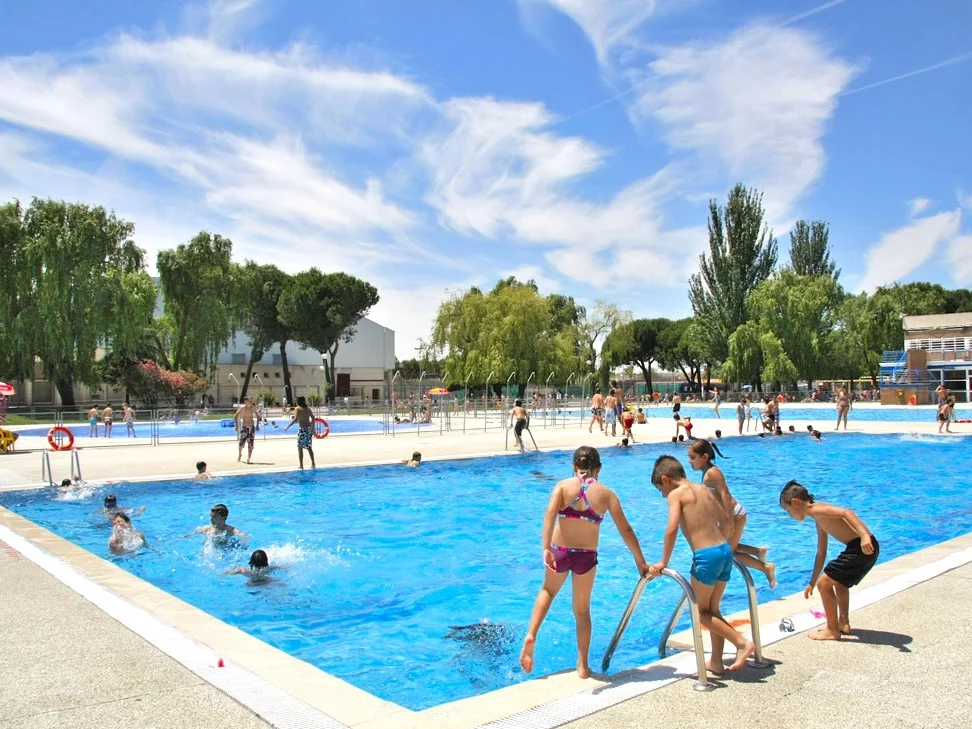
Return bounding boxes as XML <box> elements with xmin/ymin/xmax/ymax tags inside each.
<box><xmin>263</xmin><ymin>372</ymin><xmax>269</xmax><ymax>378</ymax></box>
<box><xmin>275</xmin><ymin>372</ymin><xmax>280</xmax><ymax>378</ymax></box>
<box><xmin>231</xmin><ymin>353</ymin><xmax>246</xmax><ymax>365</ymax></box>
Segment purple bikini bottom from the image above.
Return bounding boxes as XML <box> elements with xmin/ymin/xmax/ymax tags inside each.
<box><xmin>550</xmin><ymin>545</ymin><xmax>598</xmax><ymax>575</ymax></box>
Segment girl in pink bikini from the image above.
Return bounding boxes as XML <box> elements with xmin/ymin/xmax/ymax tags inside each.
<box><xmin>520</xmin><ymin>446</ymin><xmax>649</xmax><ymax>678</ymax></box>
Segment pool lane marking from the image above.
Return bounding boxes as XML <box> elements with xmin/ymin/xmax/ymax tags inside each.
<box><xmin>476</xmin><ymin>544</ymin><xmax>972</xmax><ymax>729</ymax></box>
<box><xmin>0</xmin><ymin>522</ymin><xmax>348</xmax><ymax>729</ymax></box>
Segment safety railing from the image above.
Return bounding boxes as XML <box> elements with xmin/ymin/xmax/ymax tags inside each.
<box><xmin>505</xmin><ymin>421</ymin><xmax>539</xmax><ymax>452</ymax></box>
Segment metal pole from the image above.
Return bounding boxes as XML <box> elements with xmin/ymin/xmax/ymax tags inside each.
<box><xmin>485</xmin><ymin>371</ymin><xmax>495</xmax><ymax>433</ymax></box>
<box><xmin>390</xmin><ymin>370</ymin><xmax>401</xmax><ymax>438</ymax></box>
<box><xmin>464</xmin><ymin>370</ymin><xmax>474</xmax><ymax>434</ymax></box>
<box><xmin>564</xmin><ymin>373</ymin><xmax>575</xmax><ymax>428</ymax></box>
<box><xmin>732</xmin><ymin>557</ymin><xmax>771</xmax><ymax>668</ymax></box>
<box><xmin>228</xmin><ymin>373</ymin><xmax>240</xmax><ymax>404</ymax></box>
<box><xmin>505</xmin><ymin>371</ymin><xmax>516</xmax><ymax>435</ymax></box>
<box><xmin>418</xmin><ymin>370</ymin><xmax>426</xmax><ymax>437</ymax></box>
<box><xmin>544</xmin><ymin>371</ymin><xmax>555</xmax><ymax>428</ymax></box>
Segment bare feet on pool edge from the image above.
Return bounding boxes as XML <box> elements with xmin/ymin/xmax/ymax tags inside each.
<box><xmin>809</xmin><ymin>627</ymin><xmax>841</xmax><ymax>641</ymax></box>
<box><xmin>705</xmin><ymin>660</ymin><xmax>726</xmax><ymax>675</ymax></box>
<box><xmin>577</xmin><ymin>661</ymin><xmax>591</xmax><ymax>679</ymax></box>
<box><xmin>765</xmin><ymin>562</ymin><xmax>777</xmax><ymax>589</ymax></box>
<box><xmin>839</xmin><ymin>622</ymin><xmax>852</xmax><ymax>635</ymax></box>
<box><xmin>519</xmin><ymin>635</ymin><xmax>536</xmax><ymax>673</ymax></box>
<box><xmin>729</xmin><ymin>641</ymin><xmax>756</xmax><ymax>670</ymax></box>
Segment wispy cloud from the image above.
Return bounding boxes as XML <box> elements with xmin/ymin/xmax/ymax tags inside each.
<box><xmin>858</xmin><ymin>209</ymin><xmax>963</xmax><ymax>292</ymax></box>
<box><xmin>908</xmin><ymin>198</ymin><xmax>932</xmax><ymax>217</ymax></box>
<box><xmin>629</xmin><ymin>24</ymin><xmax>858</xmax><ymax>223</ymax></box>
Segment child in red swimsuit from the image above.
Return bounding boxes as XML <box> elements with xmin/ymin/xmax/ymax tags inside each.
<box><xmin>520</xmin><ymin>446</ymin><xmax>649</xmax><ymax>679</ymax></box>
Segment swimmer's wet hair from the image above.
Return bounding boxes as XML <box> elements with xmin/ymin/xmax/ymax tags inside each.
<box><xmin>688</xmin><ymin>439</ymin><xmax>727</xmax><ymax>461</ymax></box>
<box><xmin>621</xmin><ymin>438</ymin><xmax>629</xmax><ymax>446</ymax></box>
<box><xmin>651</xmin><ymin>455</ymin><xmax>685</xmax><ymax>485</ymax></box>
<box><xmin>211</xmin><ymin>503</ymin><xmax>229</xmax><ymax>516</ymax></box>
<box><xmin>514</xmin><ymin>399</ymin><xmax>523</xmax><ymax>406</ymax></box>
<box><xmin>249</xmin><ymin>549</ymin><xmax>269</xmax><ymax>568</ymax></box>
<box><xmin>412</xmin><ymin>451</ymin><xmax>421</xmax><ymax>460</ymax></box>
<box><xmin>196</xmin><ymin>461</ymin><xmax>206</xmax><ymax>472</ymax></box>
<box><xmin>573</xmin><ymin>445</ymin><xmax>601</xmax><ymax>472</ymax></box>
<box><xmin>60</xmin><ymin>478</ymin><xmax>72</xmax><ymax>488</ymax></box>
<box><xmin>113</xmin><ymin>512</ymin><xmax>131</xmax><ymax>524</ymax></box>
<box><xmin>104</xmin><ymin>495</ymin><xmax>117</xmax><ymax>507</ymax></box>
<box><xmin>780</xmin><ymin>480</ymin><xmax>814</xmax><ymax>505</ymax></box>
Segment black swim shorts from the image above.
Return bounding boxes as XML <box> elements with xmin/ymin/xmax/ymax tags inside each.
<box><xmin>824</xmin><ymin>535</ymin><xmax>879</xmax><ymax>588</ymax></box>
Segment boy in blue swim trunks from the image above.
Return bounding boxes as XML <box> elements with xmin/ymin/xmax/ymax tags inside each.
<box><xmin>647</xmin><ymin>455</ymin><xmax>756</xmax><ymax>673</ymax></box>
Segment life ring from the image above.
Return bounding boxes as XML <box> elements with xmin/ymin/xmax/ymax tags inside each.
<box><xmin>776</xmin><ymin>394</ymin><xmax>784</xmax><ymax>402</ymax></box>
<box><xmin>955</xmin><ymin>419</ymin><xmax>971</xmax><ymax>424</ymax></box>
<box><xmin>908</xmin><ymin>395</ymin><xmax>917</xmax><ymax>406</ymax></box>
<box><xmin>47</xmin><ymin>426</ymin><xmax>75</xmax><ymax>451</ymax></box>
<box><xmin>652</xmin><ymin>392</ymin><xmax>660</xmax><ymax>401</ymax></box>
<box><xmin>313</xmin><ymin>417</ymin><xmax>330</xmax><ymax>439</ymax></box>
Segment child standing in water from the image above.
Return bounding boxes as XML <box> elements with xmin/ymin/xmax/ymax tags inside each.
<box><xmin>780</xmin><ymin>480</ymin><xmax>879</xmax><ymax>640</ymax></box>
<box><xmin>687</xmin><ymin>440</ymin><xmax>776</xmax><ymax>587</ymax></box>
<box><xmin>520</xmin><ymin>446</ymin><xmax>649</xmax><ymax>678</ymax></box>
<box><xmin>647</xmin><ymin>455</ymin><xmax>756</xmax><ymax>673</ymax></box>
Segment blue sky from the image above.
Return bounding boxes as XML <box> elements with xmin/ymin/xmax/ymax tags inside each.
<box><xmin>1</xmin><ymin>0</ymin><xmax>970</xmax><ymax>359</ymax></box>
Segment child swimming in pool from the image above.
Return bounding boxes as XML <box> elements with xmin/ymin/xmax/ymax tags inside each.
<box><xmin>780</xmin><ymin>480</ymin><xmax>879</xmax><ymax>641</ymax></box>
<box><xmin>647</xmin><ymin>455</ymin><xmax>756</xmax><ymax>673</ymax></box>
<box><xmin>109</xmin><ymin>512</ymin><xmax>146</xmax><ymax>554</ymax></box>
<box><xmin>687</xmin><ymin>440</ymin><xmax>776</xmax><ymax>588</ymax></box>
<box><xmin>228</xmin><ymin>549</ymin><xmax>279</xmax><ymax>584</ymax></box>
<box><xmin>520</xmin><ymin>446</ymin><xmax>649</xmax><ymax>679</ymax></box>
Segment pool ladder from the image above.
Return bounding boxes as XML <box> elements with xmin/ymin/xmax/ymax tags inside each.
<box><xmin>601</xmin><ymin>558</ymin><xmax>770</xmax><ymax>690</ymax></box>
<box><xmin>505</xmin><ymin>423</ymin><xmax>539</xmax><ymax>452</ymax></box>
<box><xmin>40</xmin><ymin>449</ymin><xmax>83</xmax><ymax>487</ymax></box>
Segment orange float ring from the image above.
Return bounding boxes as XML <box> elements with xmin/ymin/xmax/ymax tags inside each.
<box><xmin>908</xmin><ymin>395</ymin><xmax>917</xmax><ymax>406</ymax></box>
<box><xmin>776</xmin><ymin>394</ymin><xmax>785</xmax><ymax>403</ymax></box>
<box><xmin>652</xmin><ymin>392</ymin><xmax>660</xmax><ymax>401</ymax></box>
<box><xmin>47</xmin><ymin>426</ymin><xmax>75</xmax><ymax>451</ymax></box>
<box><xmin>312</xmin><ymin>417</ymin><xmax>330</xmax><ymax>439</ymax></box>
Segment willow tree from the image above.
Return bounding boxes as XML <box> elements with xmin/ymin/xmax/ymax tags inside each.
<box><xmin>277</xmin><ymin>269</ymin><xmax>379</xmax><ymax>400</ymax></box>
<box><xmin>157</xmin><ymin>232</ymin><xmax>237</xmax><ymax>372</ymax></box>
<box><xmin>602</xmin><ymin>318</ymin><xmax>670</xmax><ymax>394</ymax></box>
<box><xmin>2</xmin><ymin>199</ymin><xmax>154</xmax><ymax>407</ymax></box>
<box><xmin>688</xmin><ymin>184</ymin><xmax>778</xmax><ymax>362</ymax></box>
<box><xmin>429</xmin><ymin>280</ymin><xmax>581</xmax><ymax>397</ymax></box>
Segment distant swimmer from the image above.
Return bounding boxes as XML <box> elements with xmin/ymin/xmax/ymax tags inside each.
<box><xmin>403</xmin><ymin>451</ymin><xmax>422</xmax><ymax>467</ymax></box>
<box><xmin>195</xmin><ymin>461</ymin><xmax>213</xmax><ymax>480</ymax></box>
<box><xmin>228</xmin><ymin>550</ymin><xmax>278</xmax><ymax>584</ymax></box>
<box><xmin>102</xmin><ymin>494</ymin><xmax>145</xmax><ymax>519</ymax></box>
<box><xmin>108</xmin><ymin>512</ymin><xmax>146</xmax><ymax>554</ymax></box>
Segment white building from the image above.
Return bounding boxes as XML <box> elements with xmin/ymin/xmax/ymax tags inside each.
<box><xmin>214</xmin><ymin>317</ymin><xmax>396</xmax><ymax>405</ymax></box>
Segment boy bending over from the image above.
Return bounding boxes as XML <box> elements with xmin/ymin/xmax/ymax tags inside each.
<box><xmin>780</xmin><ymin>480</ymin><xmax>879</xmax><ymax>640</ymax></box>
<box><xmin>648</xmin><ymin>455</ymin><xmax>755</xmax><ymax>673</ymax></box>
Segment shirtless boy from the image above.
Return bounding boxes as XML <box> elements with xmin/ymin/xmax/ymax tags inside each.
<box><xmin>102</xmin><ymin>403</ymin><xmax>114</xmax><ymax>438</ymax></box>
<box><xmin>588</xmin><ymin>388</ymin><xmax>605</xmax><ymax>434</ymax></box>
<box><xmin>603</xmin><ymin>389</ymin><xmax>619</xmax><ymax>437</ymax></box>
<box><xmin>647</xmin><ymin>455</ymin><xmax>756</xmax><ymax>673</ymax></box>
<box><xmin>284</xmin><ymin>395</ymin><xmax>316</xmax><ymax>468</ymax></box>
<box><xmin>510</xmin><ymin>399</ymin><xmax>530</xmax><ymax>453</ymax></box>
<box><xmin>780</xmin><ymin>480</ymin><xmax>879</xmax><ymax>640</ymax></box>
<box><xmin>188</xmin><ymin>504</ymin><xmax>247</xmax><ymax>541</ymax></box>
<box><xmin>87</xmin><ymin>405</ymin><xmax>100</xmax><ymax>437</ymax></box>
<box><xmin>234</xmin><ymin>397</ymin><xmax>258</xmax><ymax>463</ymax></box>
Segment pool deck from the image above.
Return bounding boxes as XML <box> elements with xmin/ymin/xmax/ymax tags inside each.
<box><xmin>1</xmin><ymin>411</ymin><xmax>970</xmax><ymax>728</ymax></box>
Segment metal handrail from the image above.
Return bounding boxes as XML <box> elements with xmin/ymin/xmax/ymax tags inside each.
<box><xmin>40</xmin><ymin>451</ymin><xmax>54</xmax><ymax>487</ymax></box>
<box><xmin>70</xmin><ymin>449</ymin><xmax>83</xmax><ymax>482</ymax></box>
<box><xmin>655</xmin><ymin>557</ymin><xmax>770</xmax><ymax>668</ymax></box>
<box><xmin>601</xmin><ymin>569</ymin><xmax>713</xmax><ymax>692</ymax></box>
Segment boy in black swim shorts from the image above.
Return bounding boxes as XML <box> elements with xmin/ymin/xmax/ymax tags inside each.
<box><xmin>780</xmin><ymin>480</ymin><xmax>879</xmax><ymax>641</ymax></box>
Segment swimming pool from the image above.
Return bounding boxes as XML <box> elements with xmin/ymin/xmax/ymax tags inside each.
<box><xmin>14</xmin><ymin>416</ymin><xmax>392</xmax><ymax>440</ymax></box>
<box><xmin>1</xmin><ymin>433</ymin><xmax>969</xmax><ymax>710</ymax></box>
<box><xmin>587</xmin><ymin>403</ymin><xmax>970</xmax><ymax>423</ymax></box>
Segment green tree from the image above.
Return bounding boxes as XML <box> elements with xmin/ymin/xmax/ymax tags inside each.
<box><xmin>278</xmin><ymin>269</ymin><xmax>380</xmax><ymax>394</ymax></box>
<box><xmin>746</xmin><ymin>270</ymin><xmax>843</xmax><ymax>390</ymax></box>
<box><xmin>236</xmin><ymin>263</ymin><xmax>291</xmax><ymax>402</ymax></box>
<box><xmin>157</xmin><ymin>232</ymin><xmax>238</xmax><ymax>372</ymax></box>
<box><xmin>688</xmin><ymin>184</ymin><xmax>778</xmax><ymax>362</ymax></box>
<box><xmin>428</xmin><ymin>280</ymin><xmax>581</xmax><ymax>396</ymax></box>
<box><xmin>789</xmin><ymin>220</ymin><xmax>839</xmax><ymax>280</ymax></box>
<box><xmin>835</xmin><ymin>292</ymin><xmax>902</xmax><ymax>386</ymax></box>
<box><xmin>656</xmin><ymin>318</ymin><xmax>710</xmax><ymax>392</ymax></box>
<box><xmin>602</xmin><ymin>318</ymin><xmax>670</xmax><ymax>394</ymax></box>
<box><xmin>577</xmin><ymin>300</ymin><xmax>633</xmax><ymax>384</ymax></box>
<box><xmin>721</xmin><ymin>321</ymin><xmax>764</xmax><ymax>387</ymax></box>
<box><xmin>2</xmin><ymin>199</ymin><xmax>153</xmax><ymax>407</ymax></box>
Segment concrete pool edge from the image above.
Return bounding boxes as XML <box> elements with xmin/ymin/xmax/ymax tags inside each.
<box><xmin>1</xmin><ymin>502</ymin><xmax>971</xmax><ymax>729</ymax></box>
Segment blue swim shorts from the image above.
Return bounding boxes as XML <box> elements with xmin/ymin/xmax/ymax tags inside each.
<box><xmin>690</xmin><ymin>542</ymin><xmax>733</xmax><ymax>585</ymax></box>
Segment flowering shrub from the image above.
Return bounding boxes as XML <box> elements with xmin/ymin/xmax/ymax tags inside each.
<box><xmin>133</xmin><ymin>360</ymin><xmax>210</xmax><ymax>404</ymax></box>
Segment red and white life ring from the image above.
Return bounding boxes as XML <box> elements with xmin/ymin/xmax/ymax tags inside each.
<box><xmin>908</xmin><ymin>395</ymin><xmax>918</xmax><ymax>406</ymax></box>
<box><xmin>313</xmin><ymin>417</ymin><xmax>330</xmax><ymax>439</ymax></box>
<box><xmin>47</xmin><ymin>426</ymin><xmax>75</xmax><ymax>451</ymax></box>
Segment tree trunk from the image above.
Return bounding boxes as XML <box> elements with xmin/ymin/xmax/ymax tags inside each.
<box><xmin>56</xmin><ymin>378</ymin><xmax>76</xmax><ymax>408</ymax></box>
<box><xmin>280</xmin><ymin>340</ymin><xmax>293</xmax><ymax>406</ymax></box>
<box><xmin>636</xmin><ymin>360</ymin><xmax>654</xmax><ymax>395</ymax></box>
<box><xmin>240</xmin><ymin>343</ymin><xmax>264</xmax><ymax>402</ymax></box>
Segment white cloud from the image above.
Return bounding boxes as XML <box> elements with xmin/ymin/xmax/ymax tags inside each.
<box><xmin>946</xmin><ymin>235</ymin><xmax>972</xmax><ymax>286</ymax></box>
<box><xmin>858</xmin><ymin>209</ymin><xmax>963</xmax><ymax>292</ymax></box>
<box><xmin>520</xmin><ymin>0</ymin><xmax>664</xmax><ymax>66</ymax></box>
<box><xmin>630</xmin><ymin>24</ymin><xmax>858</xmax><ymax>223</ymax></box>
<box><xmin>908</xmin><ymin>197</ymin><xmax>932</xmax><ymax>217</ymax></box>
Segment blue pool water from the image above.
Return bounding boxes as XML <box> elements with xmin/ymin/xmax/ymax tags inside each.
<box><xmin>1</xmin><ymin>433</ymin><xmax>970</xmax><ymax>710</ymax></box>
<box><xmin>16</xmin><ymin>417</ymin><xmax>391</xmax><ymax>440</ymax></box>
<box><xmin>606</xmin><ymin>404</ymin><xmax>971</xmax><ymax>423</ymax></box>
